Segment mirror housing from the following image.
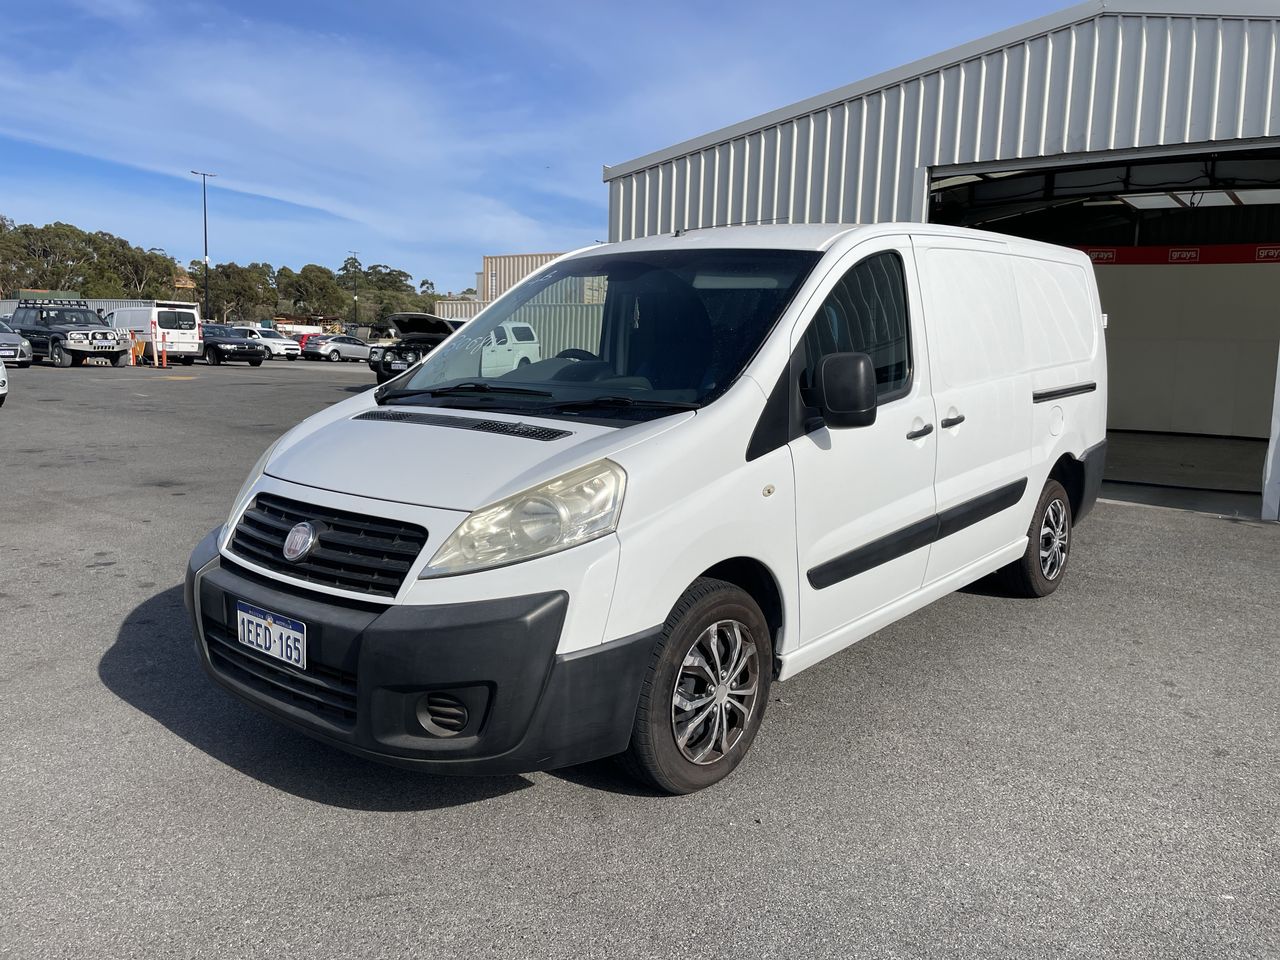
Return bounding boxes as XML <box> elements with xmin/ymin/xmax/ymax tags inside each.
<box><xmin>816</xmin><ymin>352</ymin><xmax>877</xmax><ymax>428</ymax></box>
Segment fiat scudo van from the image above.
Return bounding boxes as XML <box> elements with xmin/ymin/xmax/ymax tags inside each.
<box><xmin>186</xmin><ymin>223</ymin><xmax>1107</xmax><ymax>794</ymax></box>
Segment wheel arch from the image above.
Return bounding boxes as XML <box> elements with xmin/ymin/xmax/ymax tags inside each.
<box><xmin>1048</xmin><ymin>451</ymin><xmax>1086</xmax><ymax>521</ymax></box>
<box><xmin>694</xmin><ymin>557</ymin><xmax>785</xmax><ymax>674</ymax></box>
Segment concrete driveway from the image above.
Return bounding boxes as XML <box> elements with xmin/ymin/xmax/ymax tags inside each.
<box><xmin>1</xmin><ymin>362</ymin><xmax>1276</xmax><ymax>959</ymax></box>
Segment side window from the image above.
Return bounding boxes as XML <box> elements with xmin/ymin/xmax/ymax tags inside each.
<box><xmin>492</xmin><ymin>326</ymin><xmax>509</xmax><ymax>345</ymax></box>
<box><xmin>511</xmin><ymin>325</ymin><xmax>536</xmax><ymax>343</ymax></box>
<box><xmin>800</xmin><ymin>251</ymin><xmax>911</xmax><ymax>401</ymax></box>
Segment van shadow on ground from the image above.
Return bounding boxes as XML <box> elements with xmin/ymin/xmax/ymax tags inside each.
<box><xmin>98</xmin><ymin>586</ymin><xmax>530</xmax><ymax>811</ymax></box>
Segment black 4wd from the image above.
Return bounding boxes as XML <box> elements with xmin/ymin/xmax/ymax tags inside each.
<box><xmin>8</xmin><ymin>299</ymin><xmax>130</xmax><ymax>368</ymax></box>
<box><xmin>367</xmin><ymin>313</ymin><xmax>463</xmax><ymax>384</ymax></box>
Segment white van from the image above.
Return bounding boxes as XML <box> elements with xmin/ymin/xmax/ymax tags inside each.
<box><xmin>107</xmin><ymin>302</ymin><xmax>203</xmax><ymax>364</ymax></box>
<box><xmin>186</xmin><ymin>224</ymin><xmax>1107</xmax><ymax>794</ymax></box>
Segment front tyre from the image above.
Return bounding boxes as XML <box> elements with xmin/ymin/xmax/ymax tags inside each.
<box><xmin>621</xmin><ymin>578</ymin><xmax>771</xmax><ymax>794</ymax></box>
<box><xmin>50</xmin><ymin>342</ymin><xmax>72</xmax><ymax>367</ymax></box>
<box><xmin>1000</xmin><ymin>479</ymin><xmax>1072</xmax><ymax>598</ymax></box>
<box><xmin>111</xmin><ymin>351</ymin><xmax>130</xmax><ymax>367</ymax></box>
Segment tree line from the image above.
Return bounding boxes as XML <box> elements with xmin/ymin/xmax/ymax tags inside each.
<box><xmin>0</xmin><ymin>215</ymin><xmax>448</xmax><ymax>325</ymax></box>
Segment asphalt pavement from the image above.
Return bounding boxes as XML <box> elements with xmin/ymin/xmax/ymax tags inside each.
<box><xmin>1</xmin><ymin>359</ymin><xmax>1276</xmax><ymax>959</ymax></box>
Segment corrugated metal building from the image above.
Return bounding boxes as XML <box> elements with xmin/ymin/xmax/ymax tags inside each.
<box><xmin>604</xmin><ymin>0</ymin><xmax>1280</xmax><ymax>517</ymax></box>
<box><xmin>436</xmin><ymin>252</ymin><xmax>566</xmax><ymax>321</ymax></box>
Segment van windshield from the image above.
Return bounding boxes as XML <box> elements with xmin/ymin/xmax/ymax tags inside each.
<box><xmin>389</xmin><ymin>248</ymin><xmax>820</xmax><ymax>419</ymax></box>
<box><xmin>157</xmin><ymin>311</ymin><xmax>197</xmax><ymax>330</ymax></box>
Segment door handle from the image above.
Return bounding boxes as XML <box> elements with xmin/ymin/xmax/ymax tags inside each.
<box><xmin>906</xmin><ymin>424</ymin><xmax>934</xmax><ymax>440</ymax></box>
<box><xmin>941</xmin><ymin>414</ymin><xmax>966</xmax><ymax>428</ymax></box>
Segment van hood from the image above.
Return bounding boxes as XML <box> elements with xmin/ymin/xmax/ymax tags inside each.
<box><xmin>263</xmin><ymin>404</ymin><xmax>690</xmax><ymax>512</ymax></box>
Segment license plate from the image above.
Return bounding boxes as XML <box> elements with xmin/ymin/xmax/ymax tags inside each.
<box><xmin>390</xmin><ymin>361</ymin><xmax>407</xmax><ymax>370</ymax></box>
<box><xmin>0</xmin><ymin>350</ymin><xmax>14</xmax><ymax>357</ymax></box>
<box><xmin>235</xmin><ymin>600</ymin><xmax>306</xmax><ymax>669</ymax></box>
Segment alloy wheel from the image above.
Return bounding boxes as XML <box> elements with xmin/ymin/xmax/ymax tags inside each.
<box><xmin>1039</xmin><ymin>498</ymin><xmax>1069</xmax><ymax>580</ymax></box>
<box><xmin>671</xmin><ymin>619</ymin><xmax>760</xmax><ymax>765</ymax></box>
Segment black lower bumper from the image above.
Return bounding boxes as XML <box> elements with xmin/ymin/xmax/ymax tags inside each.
<box><xmin>1075</xmin><ymin>438</ymin><xmax>1107</xmax><ymax>524</ymax></box>
<box><xmin>184</xmin><ymin>529</ymin><xmax>655</xmax><ymax>775</ymax></box>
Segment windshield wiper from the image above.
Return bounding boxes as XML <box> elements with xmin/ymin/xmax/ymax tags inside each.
<box><xmin>376</xmin><ymin>381</ymin><xmax>553</xmax><ymax>405</ymax></box>
<box><xmin>538</xmin><ymin>396</ymin><xmax>700</xmax><ymax>413</ymax></box>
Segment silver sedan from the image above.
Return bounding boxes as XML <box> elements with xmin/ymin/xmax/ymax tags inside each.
<box><xmin>0</xmin><ymin>320</ymin><xmax>33</xmax><ymax>367</ymax></box>
<box><xmin>304</xmin><ymin>335</ymin><xmax>370</xmax><ymax>361</ymax></box>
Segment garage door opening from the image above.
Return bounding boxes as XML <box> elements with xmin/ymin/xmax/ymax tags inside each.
<box><xmin>930</xmin><ymin>147</ymin><xmax>1280</xmax><ymax>515</ymax></box>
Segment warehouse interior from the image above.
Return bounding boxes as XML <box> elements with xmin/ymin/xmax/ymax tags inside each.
<box><xmin>931</xmin><ymin>145</ymin><xmax>1279</xmax><ymax>509</ymax></box>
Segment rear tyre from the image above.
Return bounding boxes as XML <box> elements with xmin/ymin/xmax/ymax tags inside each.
<box><xmin>248</xmin><ymin>359</ymin><xmax>263</xmax><ymax>367</ymax></box>
<box><xmin>620</xmin><ymin>578</ymin><xmax>771</xmax><ymax>794</ymax></box>
<box><xmin>50</xmin><ymin>342</ymin><xmax>72</xmax><ymax>367</ymax></box>
<box><xmin>180</xmin><ymin>356</ymin><xmax>195</xmax><ymax>366</ymax></box>
<box><xmin>70</xmin><ymin>354</ymin><xmax>85</xmax><ymax>367</ymax></box>
<box><xmin>286</xmin><ymin>355</ymin><xmax>297</xmax><ymax>361</ymax></box>
<box><xmin>328</xmin><ymin>349</ymin><xmax>341</xmax><ymax>362</ymax></box>
<box><xmin>0</xmin><ymin>395</ymin><xmax>6</xmax><ymax>407</ymax></box>
<box><xmin>999</xmin><ymin>479</ymin><xmax>1072</xmax><ymax>598</ymax></box>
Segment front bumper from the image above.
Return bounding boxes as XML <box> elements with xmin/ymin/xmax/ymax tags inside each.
<box><xmin>65</xmin><ymin>339</ymin><xmax>125</xmax><ymax>354</ymax></box>
<box><xmin>0</xmin><ymin>345</ymin><xmax>31</xmax><ymax>364</ymax></box>
<box><xmin>185</xmin><ymin>528</ymin><xmax>654</xmax><ymax>775</ymax></box>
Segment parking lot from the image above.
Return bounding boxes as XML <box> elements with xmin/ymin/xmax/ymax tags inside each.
<box><xmin>1</xmin><ymin>360</ymin><xmax>1277</xmax><ymax>959</ymax></box>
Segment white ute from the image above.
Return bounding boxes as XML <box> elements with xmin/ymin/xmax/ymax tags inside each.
<box><xmin>186</xmin><ymin>223</ymin><xmax>1108</xmax><ymax>794</ymax></box>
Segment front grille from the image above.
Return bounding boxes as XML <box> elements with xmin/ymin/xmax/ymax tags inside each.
<box><xmin>202</xmin><ymin>615</ymin><xmax>357</xmax><ymax>727</ymax></box>
<box><xmin>230</xmin><ymin>493</ymin><xmax>427</xmax><ymax>597</ymax></box>
<box><xmin>355</xmin><ymin>409</ymin><xmax>571</xmax><ymax>442</ymax></box>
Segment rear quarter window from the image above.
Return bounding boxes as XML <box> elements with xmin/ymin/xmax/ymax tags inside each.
<box><xmin>511</xmin><ymin>325</ymin><xmax>536</xmax><ymax>343</ymax></box>
<box><xmin>1011</xmin><ymin>257</ymin><xmax>1098</xmax><ymax>369</ymax></box>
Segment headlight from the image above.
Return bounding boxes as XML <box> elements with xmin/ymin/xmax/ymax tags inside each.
<box><xmin>68</xmin><ymin>332</ymin><xmax>88</xmax><ymax>341</ymax></box>
<box><xmin>219</xmin><ymin>343</ymin><xmax>234</xmax><ymax>350</ymax></box>
<box><xmin>224</xmin><ymin>438</ymin><xmax>282</xmax><ymax>536</ymax></box>
<box><xmin>421</xmin><ymin>460</ymin><xmax>626</xmax><ymax>578</ymax></box>
<box><xmin>21</xmin><ymin>339</ymin><xmax>31</xmax><ymax>349</ymax></box>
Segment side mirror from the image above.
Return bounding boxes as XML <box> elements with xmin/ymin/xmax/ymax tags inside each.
<box><xmin>816</xmin><ymin>352</ymin><xmax>877</xmax><ymax>429</ymax></box>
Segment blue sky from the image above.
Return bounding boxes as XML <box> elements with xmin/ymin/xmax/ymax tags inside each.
<box><xmin>0</xmin><ymin>0</ymin><xmax>1066</xmax><ymax>291</ymax></box>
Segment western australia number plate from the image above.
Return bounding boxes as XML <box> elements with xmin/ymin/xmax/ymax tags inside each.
<box><xmin>235</xmin><ymin>600</ymin><xmax>306</xmax><ymax>669</ymax></box>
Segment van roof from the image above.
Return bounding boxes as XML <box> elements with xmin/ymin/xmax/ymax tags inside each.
<box><xmin>560</xmin><ymin>222</ymin><xmax>1084</xmax><ymax>260</ymax></box>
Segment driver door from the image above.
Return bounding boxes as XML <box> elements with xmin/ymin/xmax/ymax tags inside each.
<box><xmin>789</xmin><ymin>238</ymin><xmax>938</xmax><ymax>648</ymax></box>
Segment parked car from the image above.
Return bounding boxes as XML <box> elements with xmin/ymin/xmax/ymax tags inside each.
<box><xmin>295</xmin><ymin>333</ymin><xmax>334</xmax><ymax>351</ymax></box>
<box><xmin>9</xmin><ymin>299</ymin><xmax>131</xmax><ymax>367</ymax></box>
<box><xmin>106</xmin><ymin>303</ymin><xmax>203</xmax><ymax>365</ymax></box>
<box><xmin>303</xmin><ymin>334</ymin><xmax>370</xmax><ymax>362</ymax></box>
<box><xmin>0</xmin><ymin>358</ymin><xmax>7</xmax><ymax>407</ymax></box>
<box><xmin>0</xmin><ymin>319</ymin><xmax>33</xmax><ymax>368</ymax></box>
<box><xmin>366</xmin><ymin>315</ymin><xmax>465</xmax><ymax>384</ymax></box>
<box><xmin>200</xmin><ymin>325</ymin><xmax>268</xmax><ymax>366</ymax></box>
<box><xmin>232</xmin><ymin>327</ymin><xmax>301</xmax><ymax>360</ymax></box>
<box><xmin>186</xmin><ymin>223</ymin><xmax>1107</xmax><ymax>794</ymax></box>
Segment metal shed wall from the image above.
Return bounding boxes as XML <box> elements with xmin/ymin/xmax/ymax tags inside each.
<box><xmin>604</xmin><ymin>2</ymin><xmax>1280</xmax><ymax>241</ymax></box>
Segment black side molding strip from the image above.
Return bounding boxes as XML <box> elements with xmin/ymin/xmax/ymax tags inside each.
<box><xmin>807</xmin><ymin>478</ymin><xmax>1029</xmax><ymax>590</ymax></box>
<box><xmin>1033</xmin><ymin>382</ymin><xmax>1096</xmax><ymax>403</ymax></box>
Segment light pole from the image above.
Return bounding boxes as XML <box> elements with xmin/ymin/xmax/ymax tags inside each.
<box><xmin>348</xmin><ymin>250</ymin><xmax>359</xmax><ymax>330</ymax></box>
<box><xmin>191</xmin><ymin>170</ymin><xmax>216</xmax><ymax>319</ymax></box>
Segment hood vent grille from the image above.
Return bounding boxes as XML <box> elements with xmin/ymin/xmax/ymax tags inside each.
<box><xmin>354</xmin><ymin>409</ymin><xmax>571</xmax><ymax>442</ymax></box>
